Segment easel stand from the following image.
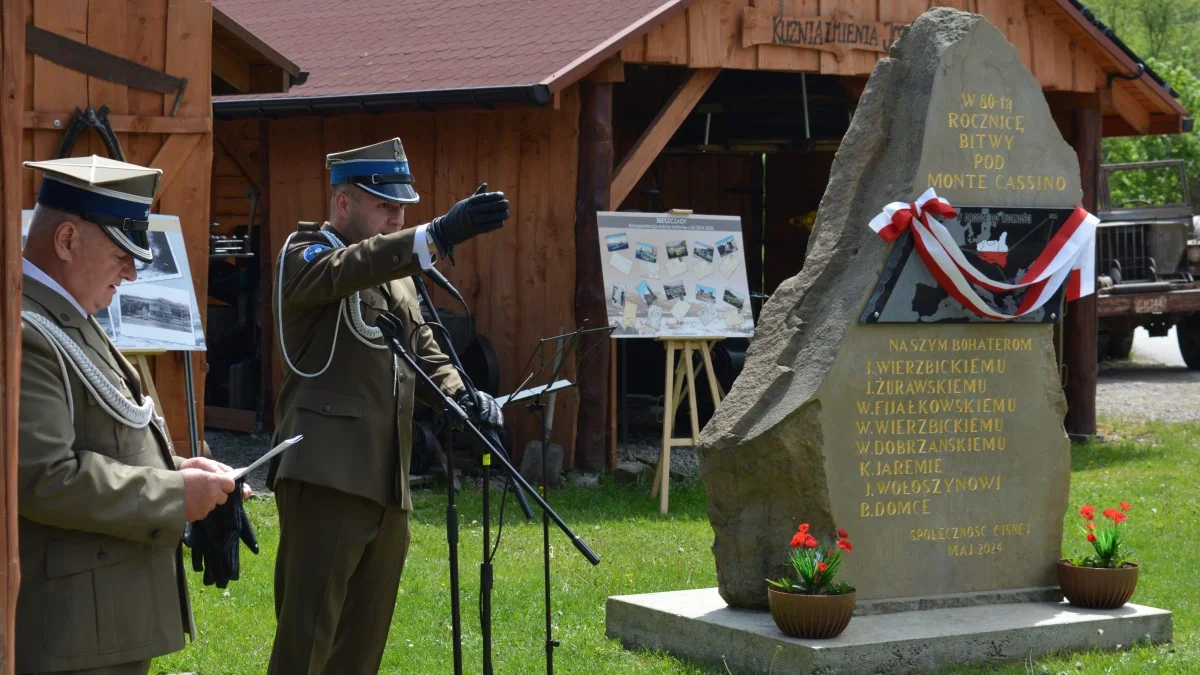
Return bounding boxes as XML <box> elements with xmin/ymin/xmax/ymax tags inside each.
<box><xmin>126</xmin><ymin>348</ymin><xmax>202</xmax><ymax>458</ymax></box>
<box><xmin>651</xmin><ymin>336</ymin><xmax>724</xmax><ymax>514</ymax></box>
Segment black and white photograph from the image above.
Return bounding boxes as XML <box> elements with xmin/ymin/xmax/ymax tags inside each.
<box><xmin>611</xmin><ymin>281</ymin><xmax>625</xmax><ymax>306</ymax></box>
<box><xmin>723</xmin><ymin>287</ymin><xmax>745</xmax><ymax>310</ymax></box>
<box><xmin>692</xmin><ymin>241</ymin><xmax>714</xmax><ymax>262</ymax></box>
<box><xmin>117</xmin><ymin>284</ymin><xmax>195</xmax><ymax>346</ymax></box>
<box><xmin>605</xmin><ymin>232</ymin><xmax>629</xmax><ymax>252</ymax></box>
<box><xmin>665</xmin><ymin>239</ymin><xmax>688</xmax><ymax>259</ymax></box>
<box><xmin>695</xmin><ymin>284</ymin><xmax>717</xmax><ymax>303</ymax></box>
<box><xmin>128</xmin><ymin>231</ymin><xmax>182</xmax><ymax>284</ymax></box>
<box><xmin>93</xmin><ymin>306</ymin><xmax>116</xmax><ymax>340</ymax></box>
<box><xmin>663</xmin><ymin>281</ymin><xmax>686</xmax><ymax>300</ymax></box>
<box><xmin>716</xmin><ymin>235</ymin><xmax>739</xmax><ymax>257</ymax></box>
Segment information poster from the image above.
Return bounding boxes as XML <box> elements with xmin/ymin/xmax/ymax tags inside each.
<box><xmin>598</xmin><ymin>211</ymin><xmax>754</xmax><ymax>338</ymax></box>
<box><xmin>22</xmin><ymin>211</ymin><xmax>207</xmax><ymax>351</ymax></box>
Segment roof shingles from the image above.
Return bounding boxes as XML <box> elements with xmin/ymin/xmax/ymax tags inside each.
<box><xmin>214</xmin><ymin>0</ymin><xmax>679</xmax><ymax>99</ymax></box>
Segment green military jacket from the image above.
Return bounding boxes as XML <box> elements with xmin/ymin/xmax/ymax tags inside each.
<box><xmin>272</xmin><ymin>224</ymin><xmax>463</xmax><ymax>509</ymax></box>
<box><xmin>17</xmin><ymin>274</ymin><xmax>194</xmax><ymax>673</ymax></box>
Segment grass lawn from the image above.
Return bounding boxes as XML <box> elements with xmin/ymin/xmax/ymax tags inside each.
<box><xmin>155</xmin><ymin>419</ymin><xmax>1200</xmax><ymax>674</ymax></box>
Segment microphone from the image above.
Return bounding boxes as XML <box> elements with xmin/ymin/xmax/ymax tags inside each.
<box><xmin>424</xmin><ymin>266</ymin><xmax>464</xmax><ymax>304</ymax></box>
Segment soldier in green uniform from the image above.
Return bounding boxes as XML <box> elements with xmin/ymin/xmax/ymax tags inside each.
<box><xmin>268</xmin><ymin>138</ymin><xmax>508</xmax><ymax>674</ymax></box>
<box><xmin>17</xmin><ymin>156</ymin><xmax>239</xmax><ymax>675</ymax></box>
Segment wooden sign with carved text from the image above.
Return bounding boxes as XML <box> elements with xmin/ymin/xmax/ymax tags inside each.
<box><xmin>742</xmin><ymin>7</ymin><xmax>909</xmax><ymax>61</ymax></box>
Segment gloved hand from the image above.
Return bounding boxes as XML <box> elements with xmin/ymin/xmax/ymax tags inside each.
<box><xmin>184</xmin><ymin>478</ymin><xmax>259</xmax><ymax>589</ymax></box>
<box><xmin>456</xmin><ymin>388</ymin><xmax>504</xmax><ymax>431</ymax></box>
<box><xmin>427</xmin><ymin>183</ymin><xmax>509</xmax><ymax>262</ymax></box>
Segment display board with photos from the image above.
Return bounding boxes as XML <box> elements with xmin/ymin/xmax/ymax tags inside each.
<box><xmin>597</xmin><ymin>211</ymin><xmax>754</xmax><ymax>338</ymax></box>
<box><xmin>22</xmin><ymin>211</ymin><xmax>207</xmax><ymax>352</ymax></box>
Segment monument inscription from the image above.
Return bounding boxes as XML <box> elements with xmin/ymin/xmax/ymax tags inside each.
<box><xmin>699</xmin><ymin>9</ymin><xmax>1076</xmax><ymax>610</ymax></box>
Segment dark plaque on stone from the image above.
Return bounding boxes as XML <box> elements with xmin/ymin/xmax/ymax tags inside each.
<box><xmin>862</xmin><ymin>206</ymin><xmax>1078</xmax><ymax>323</ymax></box>
<box><xmin>699</xmin><ymin>8</ymin><xmax>1076</xmax><ymax>611</ymax></box>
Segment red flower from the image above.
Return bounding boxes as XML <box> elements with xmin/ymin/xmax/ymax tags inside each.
<box><xmin>837</xmin><ymin>539</ymin><xmax>853</xmax><ymax>552</ymax></box>
<box><xmin>1086</xmin><ymin>522</ymin><xmax>1096</xmax><ymax>531</ymax></box>
<box><xmin>805</xmin><ymin>537</ymin><xmax>818</xmax><ymax>549</ymax></box>
<box><xmin>798</xmin><ymin>523</ymin><xmax>810</xmax><ymax>535</ymax></box>
<box><xmin>837</xmin><ymin>528</ymin><xmax>848</xmax><ymax>539</ymax></box>
<box><xmin>1080</xmin><ymin>504</ymin><xmax>1095</xmax><ymax>520</ymax></box>
<box><xmin>1087</xmin><ymin>533</ymin><xmax>1097</xmax><ymax>543</ymax></box>
<box><xmin>790</xmin><ymin>533</ymin><xmax>805</xmax><ymax>548</ymax></box>
<box><xmin>818</xmin><ymin>562</ymin><xmax>828</xmax><ymax>572</ymax></box>
<box><xmin>1120</xmin><ymin>501</ymin><xmax>1132</xmax><ymax>512</ymax></box>
<box><xmin>1112</xmin><ymin>511</ymin><xmax>1128</xmax><ymax>524</ymax></box>
<box><xmin>1102</xmin><ymin>508</ymin><xmax>1120</xmax><ymax>521</ymax></box>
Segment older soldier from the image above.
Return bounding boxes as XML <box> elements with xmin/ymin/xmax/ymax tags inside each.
<box><xmin>267</xmin><ymin>138</ymin><xmax>508</xmax><ymax>674</ymax></box>
<box><xmin>16</xmin><ymin>156</ymin><xmax>237</xmax><ymax>675</ymax></box>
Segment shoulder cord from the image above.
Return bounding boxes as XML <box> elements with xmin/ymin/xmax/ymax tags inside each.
<box><xmin>275</xmin><ymin>231</ymin><xmax>397</xmax><ymax>384</ymax></box>
<box><xmin>21</xmin><ymin>310</ymin><xmax>156</xmax><ymax>428</ymax></box>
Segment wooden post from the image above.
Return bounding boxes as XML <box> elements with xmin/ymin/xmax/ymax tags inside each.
<box><xmin>574</xmin><ymin>81</ymin><xmax>613</xmax><ymax>471</ymax></box>
<box><xmin>0</xmin><ymin>0</ymin><xmax>25</xmax><ymax>665</ymax></box>
<box><xmin>1064</xmin><ymin>105</ymin><xmax>1100</xmax><ymax>441</ymax></box>
<box><xmin>257</xmin><ymin>118</ymin><xmax>275</xmax><ymax>430</ymax></box>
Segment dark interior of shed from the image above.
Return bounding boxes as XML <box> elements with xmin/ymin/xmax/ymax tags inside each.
<box><xmin>610</xmin><ymin>66</ymin><xmax>856</xmax><ymax>441</ymax></box>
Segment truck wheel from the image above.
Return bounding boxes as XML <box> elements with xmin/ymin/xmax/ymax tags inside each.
<box><xmin>1106</xmin><ymin>330</ymin><xmax>1134</xmax><ymax>360</ymax></box>
<box><xmin>1178</xmin><ymin>315</ymin><xmax>1200</xmax><ymax>370</ymax></box>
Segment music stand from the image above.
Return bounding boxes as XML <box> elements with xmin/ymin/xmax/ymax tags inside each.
<box><xmin>497</xmin><ymin>322</ymin><xmax>615</xmax><ymax>674</ymax></box>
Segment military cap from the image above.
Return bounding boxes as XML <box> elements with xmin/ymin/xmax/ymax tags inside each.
<box><xmin>326</xmin><ymin>137</ymin><xmax>419</xmax><ymax>205</ymax></box>
<box><xmin>24</xmin><ymin>155</ymin><xmax>160</xmax><ymax>263</ymax></box>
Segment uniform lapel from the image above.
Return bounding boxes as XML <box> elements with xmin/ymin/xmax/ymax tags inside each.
<box><xmin>22</xmin><ymin>275</ymin><xmax>123</xmax><ymax>371</ymax></box>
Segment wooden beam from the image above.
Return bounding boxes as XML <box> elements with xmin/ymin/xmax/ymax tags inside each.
<box><xmin>148</xmin><ymin>132</ymin><xmax>204</xmax><ymax>207</ymax></box>
<box><xmin>0</xmin><ymin>0</ymin><xmax>24</xmax><ymax>667</ymax></box>
<box><xmin>23</xmin><ymin>111</ymin><xmax>212</xmax><ymax>134</ymax></box>
<box><xmin>610</xmin><ymin>68</ymin><xmax>718</xmax><ymax>209</ymax></box>
<box><xmin>256</xmin><ymin>119</ymin><xmax>274</xmax><ymax>430</ymax></box>
<box><xmin>1149</xmin><ymin>113</ymin><xmax>1184</xmax><ymax>135</ymax></box>
<box><xmin>575</xmin><ymin>81</ymin><xmax>614</xmax><ymax>471</ymax></box>
<box><xmin>1102</xmin><ymin>82</ymin><xmax>1151</xmax><ymax>135</ymax></box>
<box><xmin>212</xmin><ymin>40</ymin><xmax>251</xmax><ymax>92</ymax></box>
<box><xmin>586</xmin><ymin>55</ymin><xmax>625</xmax><ymax>83</ymax></box>
<box><xmin>1063</xmin><ymin>105</ymin><xmax>1099</xmax><ymax>442</ymax></box>
<box><xmin>204</xmin><ymin>405</ymin><xmax>256</xmax><ymax>433</ymax></box>
<box><xmin>214</xmin><ymin>129</ymin><xmax>261</xmax><ymax>188</ymax></box>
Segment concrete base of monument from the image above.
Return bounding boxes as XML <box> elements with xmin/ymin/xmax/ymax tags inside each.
<box><xmin>606</xmin><ymin>588</ymin><xmax>1172</xmax><ymax>673</ymax></box>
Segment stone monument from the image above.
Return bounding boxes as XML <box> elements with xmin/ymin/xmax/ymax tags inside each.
<box><xmin>606</xmin><ymin>10</ymin><xmax>1171</xmax><ymax>672</ymax></box>
<box><xmin>698</xmin><ymin>6</ymin><xmax>1081</xmax><ymax>611</ymax></box>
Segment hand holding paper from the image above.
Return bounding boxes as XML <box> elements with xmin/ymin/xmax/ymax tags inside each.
<box><xmin>225</xmin><ymin>435</ymin><xmax>304</xmax><ymax>481</ymax></box>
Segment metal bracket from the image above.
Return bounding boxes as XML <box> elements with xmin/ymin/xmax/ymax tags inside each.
<box><xmin>26</xmin><ymin>23</ymin><xmax>189</xmax><ymax>115</ymax></box>
<box><xmin>55</xmin><ymin>105</ymin><xmax>126</xmax><ymax>161</ymax></box>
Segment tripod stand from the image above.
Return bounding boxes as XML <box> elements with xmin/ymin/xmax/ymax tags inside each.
<box><xmin>375</xmin><ymin>310</ymin><xmax>600</xmax><ymax>675</ymax></box>
<box><xmin>494</xmin><ymin>323</ymin><xmax>615</xmax><ymax>674</ymax></box>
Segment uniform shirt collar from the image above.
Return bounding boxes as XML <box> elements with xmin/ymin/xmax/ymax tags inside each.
<box><xmin>22</xmin><ymin>257</ymin><xmax>89</xmax><ymax>318</ymax></box>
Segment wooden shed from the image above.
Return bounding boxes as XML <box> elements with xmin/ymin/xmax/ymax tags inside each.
<box><xmin>208</xmin><ymin>0</ymin><xmax>1189</xmax><ymax>470</ymax></box>
<box><xmin>0</xmin><ymin>0</ymin><xmax>299</xmax><ymax>662</ymax></box>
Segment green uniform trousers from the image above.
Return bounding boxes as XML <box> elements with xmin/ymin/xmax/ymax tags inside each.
<box><xmin>267</xmin><ymin>479</ymin><xmax>412</xmax><ymax>675</ymax></box>
<box><xmin>27</xmin><ymin>660</ymin><xmax>150</xmax><ymax>675</ymax></box>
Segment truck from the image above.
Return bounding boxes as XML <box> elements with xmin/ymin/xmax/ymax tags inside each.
<box><xmin>1095</xmin><ymin>159</ymin><xmax>1200</xmax><ymax>368</ymax></box>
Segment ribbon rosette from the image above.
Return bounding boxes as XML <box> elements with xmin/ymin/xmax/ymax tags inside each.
<box><xmin>868</xmin><ymin>187</ymin><xmax>1098</xmax><ymax>320</ymax></box>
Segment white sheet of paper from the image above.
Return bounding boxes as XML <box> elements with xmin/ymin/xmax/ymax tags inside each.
<box><xmin>719</xmin><ymin>255</ymin><xmax>740</xmax><ymax>278</ymax></box>
<box><xmin>641</xmin><ymin>260</ymin><xmax>660</xmax><ymax>279</ymax></box>
<box><xmin>670</xmin><ymin>300</ymin><xmax>691</xmax><ymax>320</ymax></box>
<box><xmin>666</xmin><ymin>258</ymin><xmax>687</xmax><ymax>278</ymax></box>
<box><xmin>647</xmin><ymin>305</ymin><xmax>663</xmax><ymax>330</ymax></box>
<box><xmin>693</xmin><ymin>259</ymin><xmax>713</xmax><ymax>279</ymax></box>
<box><xmin>724</xmin><ymin>309</ymin><xmax>743</xmax><ymax>330</ymax></box>
<box><xmin>610</xmin><ymin>252</ymin><xmax>633</xmax><ymax>275</ymax></box>
<box><xmin>699</xmin><ymin>304</ymin><xmax>718</xmax><ymax>326</ymax></box>
<box><xmin>226</xmin><ymin>435</ymin><xmax>304</xmax><ymax>481</ymax></box>
<box><xmin>622</xmin><ymin>300</ymin><xmax>638</xmax><ymax>327</ymax></box>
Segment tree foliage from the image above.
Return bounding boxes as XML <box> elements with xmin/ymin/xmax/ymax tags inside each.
<box><xmin>1087</xmin><ymin>1</ymin><xmax>1200</xmax><ymax>210</ymax></box>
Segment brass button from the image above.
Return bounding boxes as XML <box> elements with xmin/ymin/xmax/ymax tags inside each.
<box><xmin>392</xmin><ymin>254</ymin><xmax>400</xmax><ymax>265</ymax></box>
<box><xmin>321</xmin><ymin>404</ymin><xmax>331</xmax><ymax>413</ymax></box>
<box><xmin>59</xmin><ymin>313</ymin><xmax>70</xmax><ymax>321</ymax></box>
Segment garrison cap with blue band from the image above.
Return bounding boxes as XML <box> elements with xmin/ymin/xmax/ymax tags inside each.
<box><xmin>23</xmin><ymin>155</ymin><xmax>160</xmax><ymax>264</ymax></box>
<box><xmin>326</xmin><ymin>137</ymin><xmax>420</xmax><ymax>205</ymax></box>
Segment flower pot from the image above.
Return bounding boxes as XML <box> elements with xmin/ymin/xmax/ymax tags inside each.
<box><xmin>1056</xmin><ymin>559</ymin><xmax>1139</xmax><ymax>609</ymax></box>
<box><xmin>767</xmin><ymin>587</ymin><xmax>856</xmax><ymax>639</ymax></box>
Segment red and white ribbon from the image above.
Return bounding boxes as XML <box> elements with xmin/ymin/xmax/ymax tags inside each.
<box><xmin>868</xmin><ymin>187</ymin><xmax>1097</xmax><ymax>321</ymax></box>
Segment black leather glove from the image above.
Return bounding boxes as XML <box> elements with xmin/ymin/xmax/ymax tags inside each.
<box><xmin>184</xmin><ymin>479</ymin><xmax>259</xmax><ymax>589</ymax></box>
<box><xmin>427</xmin><ymin>183</ymin><xmax>509</xmax><ymax>262</ymax></box>
<box><xmin>456</xmin><ymin>389</ymin><xmax>504</xmax><ymax>431</ymax></box>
